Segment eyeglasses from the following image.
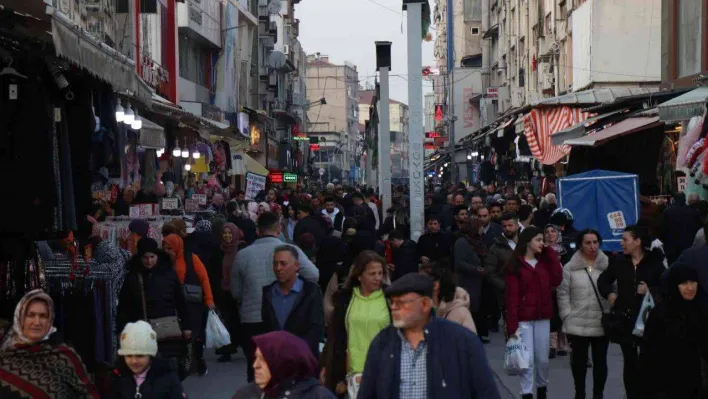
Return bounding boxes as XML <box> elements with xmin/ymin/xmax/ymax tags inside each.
<box><xmin>388</xmin><ymin>296</ymin><xmax>424</xmax><ymax>309</ymax></box>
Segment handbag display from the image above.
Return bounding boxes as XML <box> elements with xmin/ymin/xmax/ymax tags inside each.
<box><xmin>138</xmin><ymin>273</ymin><xmax>183</xmax><ymax>341</ymax></box>
<box><xmin>585</xmin><ymin>269</ymin><xmax>632</xmax><ymax>343</ymax></box>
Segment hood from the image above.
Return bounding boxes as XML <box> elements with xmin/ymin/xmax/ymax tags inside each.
<box><xmin>566</xmin><ymin>250</ymin><xmax>609</xmax><ymax>272</ymax></box>
<box><xmin>162</xmin><ymin>234</ymin><xmax>184</xmax><ymax>262</ymax></box>
<box><xmin>437</xmin><ymin>287</ymin><xmax>470</xmax><ymax>318</ymax></box>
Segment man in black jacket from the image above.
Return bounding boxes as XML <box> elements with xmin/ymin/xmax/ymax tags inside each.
<box><xmin>293</xmin><ymin>203</ymin><xmax>326</xmax><ymax>247</ymax></box>
<box><xmin>261</xmin><ymin>245</ymin><xmax>324</xmax><ymax>358</ymax></box>
<box><xmin>389</xmin><ymin>229</ymin><xmax>418</xmax><ymax>281</ymax></box>
<box><xmin>661</xmin><ymin>193</ymin><xmax>702</xmax><ymax>264</ymax></box>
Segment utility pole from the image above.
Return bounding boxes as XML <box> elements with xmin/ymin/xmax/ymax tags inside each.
<box><xmin>404</xmin><ymin>0</ymin><xmax>425</xmax><ymax>242</ymax></box>
<box><xmin>446</xmin><ymin>0</ymin><xmax>456</xmax><ymax>184</ymax></box>
<box><xmin>376</xmin><ymin>41</ymin><xmax>392</xmax><ymax>214</ymax></box>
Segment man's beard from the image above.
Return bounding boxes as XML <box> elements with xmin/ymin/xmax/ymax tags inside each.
<box><xmin>392</xmin><ymin>311</ymin><xmax>427</xmax><ymax>329</ymax></box>
<box><xmin>504</xmin><ymin>231</ymin><xmax>517</xmax><ymax>239</ymax></box>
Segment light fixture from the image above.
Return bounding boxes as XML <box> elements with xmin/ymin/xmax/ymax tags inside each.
<box><xmin>480</xmin><ymin>155</ymin><xmax>485</xmax><ymax>160</ymax></box>
<box><xmin>115</xmin><ymin>102</ymin><xmax>124</xmax><ymax>122</ymax></box>
<box><xmin>444</xmin><ymin>162</ymin><xmax>449</xmax><ymax>167</ymax></box>
<box><xmin>185</xmin><ymin>163</ymin><xmax>191</xmax><ymax>171</ymax></box>
<box><xmin>472</xmin><ymin>151</ymin><xmax>479</xmax><ymax>157</ymax></box>
<box><xmin>181</xmin><ymin>150</ymin><xmax>189</xmax><ymax>158</ymax></box>
<box><xmin>156</xmin><ymin>148</ymin><xmax>164</xmax><ymax>157</ymax></box>
<box><xmin>172</xmin><ymin>147</ymin><xmax>181</xmax><ymax>157</ymax></box>
<box><xmin>192</xmin><ymin>149</ymin><xmax>201</xmax><ymax>159</ymax></box>
<box><xmin>123</xmin><ymin>103</ymin><xmax>134</xmax><ymax>124</ymax></box>
<box><xmin>131</xmin><ymin>111</ymin><xmax>142</xmax><ymax>130</ymax></box>
<box><xmin>467</xmin><ymin>154</ymin><xmax>472</xmax><ymax>160</ymax></box>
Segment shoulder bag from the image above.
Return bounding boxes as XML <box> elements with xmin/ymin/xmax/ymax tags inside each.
<box><xmin>138</xmin><ymin>273</ymin><xmax>183</xmax><ymax>341</ymax></box>
<box><xmin>182</xmin><ymin>252</ymin><xmax>204</xmax><ymax>304</ymax></box>
<box><xmin>585</xmin><ymin>268</ymin><xmax>631</xmax><ymax>343</ymax></box>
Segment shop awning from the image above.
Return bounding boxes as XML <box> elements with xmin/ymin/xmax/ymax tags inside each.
<box><xmin>563</xmin><ymin>116</ymin><xmax>662</xmax><ymax>147</ymax></box>
<box><xmin>657</xmin><ymin>87</ymin><xmax>708</xmax><ymax>122</ymax></box>
<box><xmin>138</xmin><ymin>118</ymin><xmax>166</xmax><ymax>149</ymax></box>
<box><xmin>551</xmin><ymin>109</ymin><xmax>626</xmax><ymax>146</ymax></box>
<box><xmin>244</xmin><ymin>152</ymin><xmax>268</xmax><ymax>176</ymax></box>
<box><xmin>523</xmin><ymin>106</ymin><xmax>595</xmax><ymax>164</ymax></box>
<box><xmin>48</xmin><ymin>8</ymin><xmax>153</xmax><ymax>105</ymax></box>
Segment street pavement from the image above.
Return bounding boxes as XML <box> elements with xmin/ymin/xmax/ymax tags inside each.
<box><xmin>184</xmin><ymin>330</ymin><xmax>628</xmax><ymax>399</ymax></box>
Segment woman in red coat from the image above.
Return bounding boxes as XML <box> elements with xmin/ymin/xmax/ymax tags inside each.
<box><xmin>505</xmin><ymin>226</ymin><xmax>563</xmax><ymax>399</ymax></box>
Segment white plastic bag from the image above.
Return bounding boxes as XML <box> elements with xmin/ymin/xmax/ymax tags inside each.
<box><xmin>633</xmin><ymin>291</ymin><xmax>655</xmax><ymax>337</ymax></box>
<box><xmin>205</xmin><ymin>310</ymin><xmax>231</xmax><ymax>349</ymax></box>
<box><xmin>503</xmin><ymin>333</ymin><xmax>530</xmax><ymax>376</ymax></box>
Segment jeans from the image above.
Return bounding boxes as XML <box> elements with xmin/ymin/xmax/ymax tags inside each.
<box><xmin>240</xmin><ymin>322</ymin><xmax>269</xmax><ymax>382</ymax></box>
<box><xmin>518</xmin><ymin>319</ymin><xmax>551</xmax><ymax>395</ymax></box>
<box><xmin>568</xmin><ymin>335</ymin><xmax>609</xmax><ymax>399</ymax></box>
<box><xmin>619</xmin><ymin>340</ymin><xmax>641</xmax><ymax>399</ymax></box>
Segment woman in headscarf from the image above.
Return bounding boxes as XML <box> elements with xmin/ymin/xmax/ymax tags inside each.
<box><xmin>639</xmin><ymin>266</ymin><xmax>708</xmax><ymax>399</ymax></box>
<box><xmin>162</xmin><ymin>234</ymin><xmax>215</xmax><ymax>377</ymax></box>
<box><xmin>257</xmin><ymin>202</ymin><xmax>271</xmax><ymax>217</ymax></box>
<box><xmin>210</xmin><ymin>222</ymin><xmax>244</xmax><ymax>363</ymax></box>
<box><xmin>544</xmin><ymin>224</ymin><xmax>571</xmax><ymax>358</ymax></box>
<box><xmin>247</xmin><ymin>201</ymin><xmax>259</xmax><ymax>222</ymax></box>
<box><xmin>453</xmin><ymin>218</ymin><xmax>488</xmax><ymax>340</ymax></box>
<box><xmin>190</xmin><ymin>219</ymin><xmax>218</xmax><ymax>269</ymax></box>
<box><xmin>233</xmin><ymin>331</ymin><xmax>335</xmax><ymax>399</ymax></box>
<box><xmin>281</xmin><ymin>203</ymin><xmax>298</xmax><ymax>243</ymax></box>
<box><xmin>0</xmin><ymin>289</ymin><xmax>100</xmax><ymax>398</ymax></box>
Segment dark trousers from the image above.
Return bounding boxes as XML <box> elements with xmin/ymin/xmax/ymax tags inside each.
<box><xmin>472</xmin><ymin>310</ymin><xmax>489</xmax><ymax>338</ymax></box>
<box><xmin>240</xmin><ymin>322</ymin><xmax>269</xmax><ymax>382</ymax></box>
<box><xmin>619</xmin><ymin>340</ymin><xmax>641</xmax><ymax>399</ymax></box>
<box><xmin>568</xmin><ymin>335</ymin><xmax>609</xmax><ymax>399</ymax></box>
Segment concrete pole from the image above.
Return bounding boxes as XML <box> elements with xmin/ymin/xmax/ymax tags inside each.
<box><xmin>376</xmin><ymin>41</ymin><xmax>393</xmax><ymax>214</ymax></box>
<box><xmin>405</xmin><ymin>1</ymin><xmax>424</xmax><ymax>242</ymax></box>
<box><xmin>446</xmin><ymin>0</ymin><xmax>456</xmax><ymax>184</ymax></box>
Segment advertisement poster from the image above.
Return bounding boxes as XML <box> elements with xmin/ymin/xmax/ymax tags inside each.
<box><xmin>245</xmin><ymin>172</ymin><xmax>267</xmax><ymax>200</ymax></box>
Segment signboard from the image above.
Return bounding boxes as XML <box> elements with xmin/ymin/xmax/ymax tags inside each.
<box><xmin>192</xmin><ymin>193</ymin><xmax>207</xmax><ymax>205</ymax></box>
<box><xmin>283</xmin><ymin>173</ymin><xmax>298</xmax><ymax>183</ymax></box>
<box><xmin>434</xmin><ymin>104</ymin><xmax>444</xmax><ymax>121</ymax></box>
<box><xmin>607</xmin><ymin>210</ymin><xmax>628</xmax><ymax>234</ymax></box>
<box><xmin>677</xmin><ymin>176</ymin><xmax>687</xmax><ymax>193</ymax></box>
<box><xmin>184</xmin><ymin>199</ymin><xmax>199</xmax><ymax>212</ymax></box>
<box><xmin>310</xmin><ymin>144</ymin><xmax>320</xmax><ymax>151</ymax></box>
<box><xmin>161</xmin><ymin>198</ymin><xmax>179</xmax><ymax>210</ymax></box>
<box><xmin>129</xmin><ymin>205</ymin><xmax>141</xmax><ymax>219</ymax></box>
<box><xmin>424</xmin><ymin>143</ymin><xmax>438</xmax><ymax>150</ymax></box>
<box><xmin>269</xmin><ymin>171</ymin><xmax>284</xmax><ymax>183</ymax></box>
<box><xmin>486</xmin><ymin>87</ymin><xmax>499</xmax><ymax>97</ymax></box>
<box><xmin>245</xmin><ymin>172</ymin><xmax>267</xmax><ymax>200</ymax></box>
<box><xmin>139</xmin><ymin>204</ymin><xmax>154</xmax><ymax>217</ymax></box>
<box><xmin>425</xmin><ymin>132</ymin><xmax>441</xmax><ymax>138</ymax></box>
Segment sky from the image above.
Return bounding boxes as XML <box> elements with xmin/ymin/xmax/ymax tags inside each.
<box><xmin>295</xmin><ymin>0</ymin><xmax>435</xmax><ymax>105</ymax></box>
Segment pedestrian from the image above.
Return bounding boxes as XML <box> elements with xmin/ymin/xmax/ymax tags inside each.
<box><xmin>544</xmin><ymin>224</ymin><xmax>571</xmax><ymax>358</ymax></box>
<box><xmin>504</xmin><ymin>226</ymin><xmax>563</xmax><ymax>399</ymax></box>
<box><xmin>232</xmin><ymin>331</ymin><xmax>336</xmax><ymax>399</ymax></box>
<box><xmin>357</xmin><ymin>273</ymin><xmax>501</xmax><ymax>399</ymax></box>
<box><xmin>597</xmin><ymin>225</ymin><xmax>666</xmax><ymax>399</ymax></box>
<box><xmin>639</xmin><ymin>266</ymin><xmax>708</xmax><ymax>399</ymax></box>
<box><xmin>293</xmin><ymin>203</ymin><xmax>326</xmax><ymax>247</ymax></box>
<box><xmin>453</xmin><ymin>218</ymin><xmax>487</xmax><ymax>339</ymax></box>
<box><xmin>420</xmin><ymin>263</ymin><xmax>477</xmax><ymax>333</ymax></box>
<box><xmin>324</xmin><ymin>251</ymin><xmax>391</xmax><ymax>398</ymax></box>
<box><xmin>231</xmin><ymin>212</ymin><xmax>319</xmax><ymax>382</ymax></box>
<box><xmin>0</xmin><ymin>289</ymin><xmax>100</xmax><ymax>398</ymax></box>
<box><xmin>388</xmin><ymin>229</ymin><xmax>418</xmax><ymax>281</ymax></box>
<box><xmin>557</xmin><ymin>229</ymin><xmax>610</xmax><ymax>399</ymax></box>
<box><xmin>163</xmin><ymin>234</ymin><xmax>215</xmax><ymax>377</ymax></box>
<box><xmin>416</xmin><ymin>216</ymin><xmax>454</xmax><ymax>264</ymax></box>
<box><xmin>113</xmin><ymin>321</ymin><xmax>184</xmax><ymax>399</ymax></box>
<box><xmin>484</xmin><ymin>213</ymin><xmax>520</xmax><ymax>332</ymax></box>
<box><xmin>661</xmin><ymin>192</ymin><xmax>702</xmax><ymax>264</ymax></box>
<box><xmin>281</xmin><ymin>203</ymin><xmax>298</xmax><ymax>243</ymax></box>
<box><xmin>261</xmin><ymin>245</ymin><xmax>325</xmax><ymax>358</ymax></box>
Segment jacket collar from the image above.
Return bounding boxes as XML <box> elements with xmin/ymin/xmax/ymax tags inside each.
<box><xmin>566</xmin><ymin>250</ymin><xmax>609</xmax><ymax>272</ymax></box>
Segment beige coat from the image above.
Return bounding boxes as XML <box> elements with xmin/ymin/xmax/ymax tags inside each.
<box><xmin>437</xmin><ymin>287</ymin><xmax>477</xmax><ymax>334</ymax></box>
<box><xmin>557</xmin><ymin>251</ymin><xmax>609</xmax><ymax>337</ymax></box>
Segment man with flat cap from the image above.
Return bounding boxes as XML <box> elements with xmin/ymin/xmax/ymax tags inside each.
<box><xmin>357</xmin><ymin>273</ymin><xmax>500</xmax><ymax>399</ymax></box>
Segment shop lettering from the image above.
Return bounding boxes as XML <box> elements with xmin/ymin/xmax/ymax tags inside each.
<box><xmin>140</xmin><ymin>54</ymin><xmax>170</xmax><ymax>94</ymax></box>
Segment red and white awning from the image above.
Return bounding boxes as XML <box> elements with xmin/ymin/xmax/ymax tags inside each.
<box><xmin>523</xmin><ymin>107</ymin><xmax>595</xmax><ymax>165</ymax></box>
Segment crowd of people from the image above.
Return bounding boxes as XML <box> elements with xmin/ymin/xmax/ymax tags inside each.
<box><xmin>2</xmin><ymin>180</ymin><xmax>708</xmax><ymax>399</ymax></box>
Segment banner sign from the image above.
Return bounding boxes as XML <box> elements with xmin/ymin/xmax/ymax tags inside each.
<box><xmin>245</xmin><ymin>172</ymin><xmax>267</xmax><ymax>200</ymax></box>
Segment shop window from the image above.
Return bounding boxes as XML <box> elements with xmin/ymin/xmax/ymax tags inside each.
<box><xmin>677</xmin><ymin>0</ymin><xmax>702</xmax><ymax>77</ymax></box>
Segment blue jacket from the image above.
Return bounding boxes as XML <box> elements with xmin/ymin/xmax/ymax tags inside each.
<box><xmin>357</xmin><ymin>317</ymin><xmax>500</xmax><ymax>399</ymax></box>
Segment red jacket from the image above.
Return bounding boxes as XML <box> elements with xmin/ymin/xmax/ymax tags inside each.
<box><xmin>504</xmin><ymin>247</ymin><xmax>563</xmax><ymax>335</ymax></box>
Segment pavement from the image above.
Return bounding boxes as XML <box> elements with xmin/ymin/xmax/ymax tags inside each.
<box><xmin>183</xmin><ymin>330</ymin><xmax>628</xmax><ymax>399</ymax></box>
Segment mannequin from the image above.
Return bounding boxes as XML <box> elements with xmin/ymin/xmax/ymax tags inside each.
<box><xmin>160</xmin><ymin>181</ymin><xmax>183</xmax><ymax>215</ymax></box>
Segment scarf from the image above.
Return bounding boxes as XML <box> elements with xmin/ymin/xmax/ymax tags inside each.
<box><xmin>221</xmin><ymin>223</ymin><xmax>243</xmax><ymax>291</ymax></box>
<box><xmin>1</xmin><ymin>289</ymin><xmax>57</xmax><ymax>350</ymax></box>
<box><xmin>162</xmin><ymin>234</ymin><xmax>187</xmax><ymax>283</ymax></box>
<box><xmin>253</xmin><ymin>331</ymin><xmax>318</xmax><ymax>398</ymax></box>
<box><xmin>545</xmin><ymin>224</ymin><xmax>566</xmax><ymax>256</ymax></box>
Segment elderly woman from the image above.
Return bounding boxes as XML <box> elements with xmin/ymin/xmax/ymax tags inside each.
<box><xmin>0</xmin><ymin>289</ymin><xmax>100</xmax><ymax>398</ymax></box>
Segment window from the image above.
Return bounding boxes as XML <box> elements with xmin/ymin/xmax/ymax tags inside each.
<box><xmin>179</xmin><ymin>35</ymin><xmax>209</xmax><ymax>87</ymax></box>
<box><xmin>471</xmin><ymin>27</ymin><xmax>480</xmax><ymax>35</ymax></box>
<box><xmin>677</xmin><ymin>0</ymin><xmax>703</xmax><ymax>77</ymax></box>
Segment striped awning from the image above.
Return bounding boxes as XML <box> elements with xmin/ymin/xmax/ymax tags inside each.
<box><xmin>523</xmin><ymin>107</ymin><xmax>595</xmax><ymax>165</ymax></box>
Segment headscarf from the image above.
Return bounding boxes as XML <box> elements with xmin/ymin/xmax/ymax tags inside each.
<box><xmin>195</xmin><ymin>220</ymin><xmax>212</xmax><ymax>233</ymax></box>
<box><xmin>221</xmin><ymin>223</ymin><xmax>243</xmax><ymax>291</ymax></box>
<box><xmin>252</xmin><ymin>331</ymin><xmax>318</xmax><ymax>397</ymax></box>
<box><xmin>258</xmin><ymin>202</ymin><xmax>271</xmax><ymax>213</ymax></box>
<box><xmin>461</xmin><ymin>218</ymin><xmax>488</xmax><ymax>258</ymax></box>
<box><xmin>1</xmin><ymin>289</ymin><xmax>57</xmax><ymax>350</ymax></box>
<box><xmin>247</xmin><ymin>202</ymin><xmax>259</xmax><ymax>222</ymax></box>
<box><xmin>544</xmin><ymin>224</ymin><xmax>566</xmax><ymax>256</ymax></box>
<box><xmin>137</xmin><ymin>238</ymin><xmax>160</xmax><ymax>256</ymax></box>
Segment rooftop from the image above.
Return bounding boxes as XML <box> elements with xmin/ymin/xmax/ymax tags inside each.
<box><xmin>358</xmin><ymin>90</ymin><xmax>406</xmax><ymax>106</ymax></box>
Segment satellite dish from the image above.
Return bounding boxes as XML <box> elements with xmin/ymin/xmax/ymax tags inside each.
<box><xmin>267</xmin><ymin>0</ymin><xmax>282</xmax><ymax>15</ymax></box>
<box><xmin>268</xmin><ymin>51</ymin><xmax>287</xmax><ymax>70</ymax></box>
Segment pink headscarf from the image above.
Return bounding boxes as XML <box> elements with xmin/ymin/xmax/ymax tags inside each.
<box><xmin>220</xmin><ymin>223</ymin><xmax>243</xmax><ymax>291</ymax></box>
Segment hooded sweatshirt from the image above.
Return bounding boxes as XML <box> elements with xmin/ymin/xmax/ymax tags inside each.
<box><xmin>345</xmin><ymin>287</ymin><xmax>390</xmax><ymax>374</ymax></box>
<box><xmin>437</xmin><ymin>287</ymin><xmax>477</xmax><ymax>333</ymax></box>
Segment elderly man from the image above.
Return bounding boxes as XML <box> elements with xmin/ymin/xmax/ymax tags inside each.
<box><xmin>357</xmin><ymin>273</ymin><xmax>500</xmax><ymax>399</ymax></box>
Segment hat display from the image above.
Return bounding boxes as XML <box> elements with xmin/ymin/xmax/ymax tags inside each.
<box><xmin>384</xmin><ymin>273</ymin><xmax>434</xmax><ymax>298</ymax></box>
<box><xmin>117</xmin><ymin>321</ymin><xmax>158</xmax><ymax>357</ymax></box>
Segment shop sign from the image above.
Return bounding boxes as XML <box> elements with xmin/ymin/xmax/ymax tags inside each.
<box><xmin>139</xmin><ymin>54</ymin><xmax>170</xmax><ymax>97</ymax></box>
<box><xmin>161</xmin><ymin>198</ymin><xmax>179</xmax><ymax>210</ymax></box>
<box><xmin>245</xmin><ymin>172</ymin><xmax>267</xmax><ymax>200</ymax></box>
<box><xmin>284</xmin><ymin>172</ymin><xmax>298</xmax><ymax>183</ymax></box>
<box><xmin>269</xmin><ymin>170</ymin><xmax>284</xmax><ymax>183</ymax></box>
<box><xmin>184</xmin><ymin>199</ymin><xmax>199</xmax><ymax>212</ymax></box>
<box><xmin>425</xmin><ymin>132</ymin><xmax>441</xmax><ymax>138</ymax></box>
<box><xmin>310</xmin><ymin>144</ymin><xmax>320</xmax><ymax>151</ymax></box>
<box><xmin>140</xmin><ymin>128</ymin><xmax>166</xmax><ymax>149</ymax></box>
<box><xmin>607</xmin><ymin>210</ymin><xmax>627</xmax><ymax>235</ymax></box>
<box><xmin>192</xmin><ymin>193</ymin><xmax>207</xmax><ymax>205</ymax></box>
<box><xmin>677</xmin><ymin>176</ymin><xmax>687</xmax><ymax>193</ymax></box>
<box><xmin>129</xmin><ymin>204</ymin><xmax>154</xmax><ymax>218</ymax></box>
<box><xmin>486</xmin><ymin>87</ymin><xmax>499</xmax><ymax>98</ymax></box>
<box><xmin>250</xmin><ymin>124</ymin><xmax>262</xmax><ymax>150</ymax></box>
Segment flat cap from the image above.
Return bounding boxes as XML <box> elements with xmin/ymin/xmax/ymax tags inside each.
<box><xmin>384</xmin><ymin>273</ymin><xmax>434</xmax><ymax>298</ymax></box>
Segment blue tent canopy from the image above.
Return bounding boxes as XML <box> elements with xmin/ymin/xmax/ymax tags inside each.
<box><xmin>557</xmin><ymin>170</ymin><xmax>640</xmax><ymax>252</ymax></box>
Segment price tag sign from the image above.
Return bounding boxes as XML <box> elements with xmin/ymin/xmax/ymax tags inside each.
<box><xmin>193</xmin><ymin>193</ymin><xmax>207</xmax><ymax>205</ymax></box>
<box><xmin>185</xmin><ymin>199</ymin><xmax>199</xmax><ymax>212</ymax></box>
<box><xmin>129</xmin><ymin>205</ymin><xmax>141</xmax><ymax>219</ymax></box>
<box><xmin>162</xmin><ymin>198</ymin><xmax>179</xmax><ymax>210</ymax></box>
<box><xmin>139</xmin><ymin>204</ymin><xmax>154</xmax><ymax>217</ymax></box>
<box><xmin>677</xmin><ymin>176</ymin><xmax>687</xmax><ymax>193</ymax></box>
<box><xmin>607</xmin><ymin>211</ymin><xmax>627</xmax><ymax>231</ymax></box>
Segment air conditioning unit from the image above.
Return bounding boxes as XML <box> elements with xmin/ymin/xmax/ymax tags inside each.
<box><xmin>284</xmin><ymin>45</ymin><xmax>290</xmax><ymax>55</ymax></box>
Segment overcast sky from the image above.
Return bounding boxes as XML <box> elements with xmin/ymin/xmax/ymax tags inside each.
<box><xmin>295</xmin><ymin>0</ymin><xmax>435</xmax><ymax>105</ymax></box>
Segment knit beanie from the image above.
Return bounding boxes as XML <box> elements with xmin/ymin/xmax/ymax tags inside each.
<box><xmin>128</xmin><ymin>219</ymin><xmax>150</xmax><ymax>238</ymax></box>
<box><xmin>137</xmin><ymin>238</ymin><xmax>159</xmax><ymax>256</ymax></box>
<box><xmin>117</xmin><ymin>321</ymin><xmax>158</xmax><ymax>357</ymax></box>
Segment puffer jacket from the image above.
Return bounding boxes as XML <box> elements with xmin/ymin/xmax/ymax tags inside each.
<box><xmin>437</xmin><ymin>287</ymin><xmax>477</xmax><ymax>333</ymax></box>
<box><xmin>557</xmin><ymin>251</ymin><xmax>609</xmax><ymax>337</ymax></box>
<box><xmin>112</xmin><ymin>357</ymin><xmax>184</xmax><ymax>399</ymax></box>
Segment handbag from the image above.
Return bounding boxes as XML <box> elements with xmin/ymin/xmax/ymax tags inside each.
<box><xmin>585</xmin><ymin>269</ymin><xmax>631</xmax><ymax>343</ymax></box>
<box><xmin>182</xmin><ymin>252</ymin><xmax>204</xmax><ymax>304</ymax></box>
<box><xmin>138</xmin><ymin>273</ymin><xmax>183</xmax><ymax>341</ymax></box>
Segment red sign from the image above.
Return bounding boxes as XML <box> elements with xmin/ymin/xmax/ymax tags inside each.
<box><xmin>310</xmin><ymin>144</ymin><xmax>320</xmax><ymax>151</ymax></box>
<box><xmin>424</xmin><ymin>143</ymin><xmax>438</xmax><ymax>150</ymax></box>
<box><xmin>486</xmin><ymin>87</ymin><xmax>499</xmax><ymax>98</ymax></box>
<box><xmin>139</xmin><ymin>53</ymin><xmax>170</xmax><ymax>99</ymax></box>
<box><xmin>425</xmin><ymin>132</ymin><xmax>441</xmax><ymax>138</ymax></box>
<box><xmin>269</xmin><ymin>170</ymin><xmax>284</xmax><ymax>183</ymax></box>
<box><xmin>434</xmin><ymin>105</ymin><xmax>444</xmax><ymax>122</ymax></box>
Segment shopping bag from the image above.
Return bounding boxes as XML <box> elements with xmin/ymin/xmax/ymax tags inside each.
<box><xmin>205</xmin><ymin>310</ymin><xmax>231</xmax><ymax>349</ymax></box>
<box><xmin>632</xmin><ymin>291</ymin><xmax>655</xmax><ymax>337</ymax></box>
<box><xmin>503</xmin><ymin>333</ymin><xmax>530</xmax><ymax>376</ymax></box>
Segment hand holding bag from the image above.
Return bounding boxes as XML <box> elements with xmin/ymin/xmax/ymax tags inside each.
<box><xmin>138</xmin><ymin>273</ymin><xmax>183</xmax><ymax>341</ymax></box>
<box><xmin>585</xmin><ymin>269</ymin><xmax>632</xmax><ymax>343</ymax></box>
<box><xmin>504</xmin><ymin>328</ymin><xmax>530</xmax><ymax>375</ymax></box>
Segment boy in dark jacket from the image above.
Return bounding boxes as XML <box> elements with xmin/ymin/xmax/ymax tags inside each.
<box><xmin>113</xmin><ymin>321</ymin><xmax>184</xmax><ymax>399</ymax></box>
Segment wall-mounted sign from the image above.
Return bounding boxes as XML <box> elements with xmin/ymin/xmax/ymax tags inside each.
<box><xmin>425</xmin><ymin>132</ymin><xmax>441</xmax><ymax>138</ymax></box>
<box><xmin>284</xmin><ymin>172</ymin><xmax>298</xmax><ymax>183</ymax></box>
<box><xmin>269</xmin><ymin>171</ymin><xmax>284</xmax><ymax>183</ymax></box>
<box><xmin>434</xmin><ymin>104</ymin><xmax>444</xmax><ymax>121</ymax></box>
<box><xmin>424</xmin><ymin>143</ymin><xmax>438</xmax><ymax>150</ymax></box>
<box><xmin>245</xmin><ymin>172</ymin><xmax>267</xmax><ymax>200</ymax></box>
<box><xmin>486</xmin><ymin>87</ymin><xmax>499</xmax><ymax>98</ymax></box>
<box><xmin>310</xmin><ymin>144</ymin><xmax>320</xmax><ymax>151</ymax></box>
